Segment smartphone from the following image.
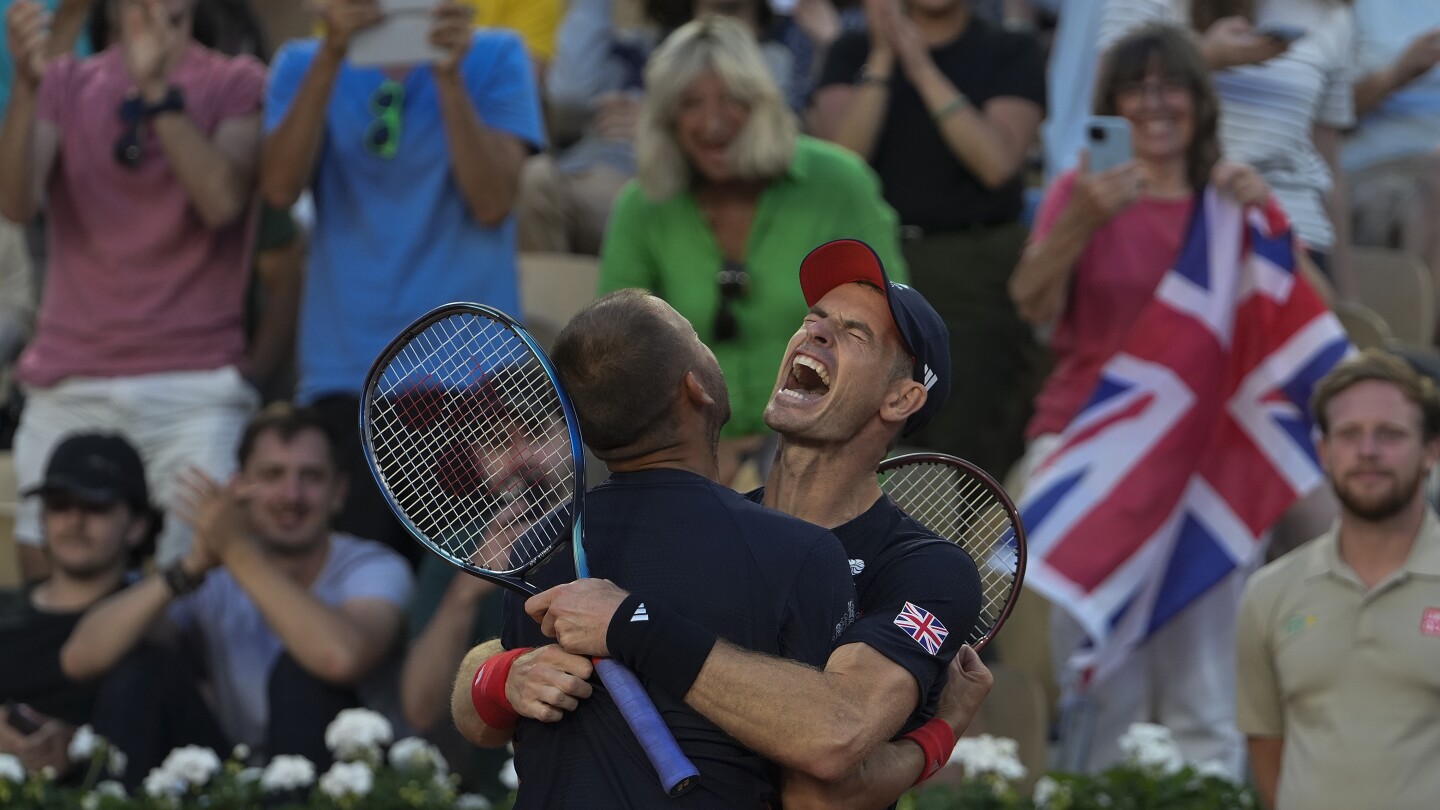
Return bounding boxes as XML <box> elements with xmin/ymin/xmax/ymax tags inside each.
<box><xmin>349</xmin><ymin>0</ymin><xmax>445</xmax><ymax>68</ymax></box>
<box><xmin>1257</xmin><ymin>23</ymin><xmax>1306</xmax><ymax>44</ymax></box>
<box><xmin>1085</xmin><ymin>115</ymin><xmax>1133</xmax><ymax>173</ymax></box>
<box><xmin>4</xmin><ymin>700</ymin><xmax>41</xmax><ymax>735</ymax></box>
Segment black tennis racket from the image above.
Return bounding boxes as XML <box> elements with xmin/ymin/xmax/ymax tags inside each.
<box><xmin>361</xmin><ymin>303</ymin><xmax>699</xmax><ymax>797</ymax></box>
<box><xmin>877</xmin><ymin>453</ymin><xmax>1026</xmax><ymax>650</ymax></box>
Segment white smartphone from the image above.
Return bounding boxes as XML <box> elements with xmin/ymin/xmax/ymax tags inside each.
<box><xmin>1085</xmin><ymin>115</ymin><xmax>1134</xmax><ymax>173</ymax></box>
<box><xmin>1257</xmin><ymin>23</ymin><xmax>1306</xmax><ymax>44</ymax></box>
<box><xmin>349</xmin><ymin>0</ymin><xmax>444</xmax><ymax>68</ymax></box>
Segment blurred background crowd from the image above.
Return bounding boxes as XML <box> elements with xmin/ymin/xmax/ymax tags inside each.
<box><xmin>0</xmin><ymin>0</ymin><xmax>1437</xmax><ymax>803</ymax></box>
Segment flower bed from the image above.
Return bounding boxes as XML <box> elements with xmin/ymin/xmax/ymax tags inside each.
<box><xmin>0</xmin><ymin>716</ymin><xmax>1254</xmax><ymax>809</ymax></box>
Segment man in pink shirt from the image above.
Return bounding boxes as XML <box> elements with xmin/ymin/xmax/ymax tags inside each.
<box><xmin>0</xmin><ymin>0</ymin><xmax>264</xmax><ymax>581</ymax></box>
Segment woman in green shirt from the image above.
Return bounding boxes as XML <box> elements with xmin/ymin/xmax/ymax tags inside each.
<box><xmin>599</xmin><ymin>15</ymin><xmax>906</xmax><ymax>485</ymax></box>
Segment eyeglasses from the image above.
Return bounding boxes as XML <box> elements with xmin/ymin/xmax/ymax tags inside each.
<box><xmin>365</xmin><ymin>80</ymin><xmax>405</xmax><ymax>159</ymax></box>
<box><xmin>113</xmin><ymin>95</ymin><xmax>146</xmax><ymax>169</ymax></box>
<box><xmin>713</xmin><ymin>261</ymin><xmax>749</xmax><ymax>343</ymax></box>
<box><xmin>1115</xmin><ymin>79</ymin><xmax>1190</xmax><ymax>105</ymax></box>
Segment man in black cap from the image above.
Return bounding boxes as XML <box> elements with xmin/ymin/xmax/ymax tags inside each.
<box><xmin>479</xmin><ymin>239</ymin><xmax>992</xmax><ymax>806</ymax></box>
<box><xmin>0</xmin><ymin>432</ymin><xmax>224</xmax><ymax>787</ymax></box>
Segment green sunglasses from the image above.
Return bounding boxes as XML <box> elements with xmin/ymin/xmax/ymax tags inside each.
<box><xmin>364</xmin><ymin>80</ymin><xmax>405</xmax><ymax>159</ymax></box>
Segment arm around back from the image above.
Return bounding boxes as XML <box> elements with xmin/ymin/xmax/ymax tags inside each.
<box><xmin>687</xmin><ymin>640</ymin><xmax>920</xmax><ymax>782</ymax></box>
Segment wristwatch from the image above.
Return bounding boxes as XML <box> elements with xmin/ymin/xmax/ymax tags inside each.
<box><xmin>143</xmin><ymin>86</ymin><xmax>186</xmax><ymax>118</ymax></box>
<box><xmin>162</xmin><ymin>560</ymin><xmax>206</xmax><ymax>597</ymax></box>
<box><xmin>856</xmin><ymin>63</ymin><xmax>891</xmax><ymax>86</ymax></box>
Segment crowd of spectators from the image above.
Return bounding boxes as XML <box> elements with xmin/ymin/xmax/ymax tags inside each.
<box><xmin>1</xmin><ymin>0</ymin><xmax>1438</xmax><ymax>802</ymax></box>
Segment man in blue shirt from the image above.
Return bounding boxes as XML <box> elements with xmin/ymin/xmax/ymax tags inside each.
<box><xmin>454</xmin><ymin>291</ymin><xmax>858</xmax><ymax>807</ymax></box>
<box><xmin>258</xmin><ymin>0</ymin><xmax>544</xmax><ymax>563</ymax></box>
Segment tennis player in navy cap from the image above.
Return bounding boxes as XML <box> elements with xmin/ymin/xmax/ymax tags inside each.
<box><xmin>523</xmin><ymin>239</ymin><xmax>991</xmax><ymax>807</ymax></box>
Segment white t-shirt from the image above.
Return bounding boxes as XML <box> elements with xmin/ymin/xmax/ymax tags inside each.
<box><xmin>1100</xmin><ymin>0</ymin><xmax>1357</xmax><ymax>251</ymax></box>
<box><xmin>168</xmin><ymin>534</ymin><xmax>415</xmax><ymax>752</ymax></box>
<box><xmin>1341</xmin><ymin>0</ymin><xmax>1440</xmax><ymax>172</ymax></box>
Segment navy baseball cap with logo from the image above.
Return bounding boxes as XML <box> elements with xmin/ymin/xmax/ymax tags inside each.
<box><xmin>23</xmin><ymin>432</ymin><xmax>150</xmax><ymax>508</ymax></box>
<box><xmin>798</xmin><ymin>239</ymin><xmax>951</xmax><ymax>437</ymax></box>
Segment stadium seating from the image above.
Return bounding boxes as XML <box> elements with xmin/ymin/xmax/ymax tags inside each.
<box><xmin>1347</xmin><ymin>247</ymin><xmax>1436</xmax><ymax>347</ymax></box>
<box><xmin>0</xmin><ymin>451</ymin><xmax>18</xmax><ymax>587</ymax></box>
<box><xmin>519</xmin><ymin>251</ymin><xmax>601</xmax><ymax>350</ymax></box>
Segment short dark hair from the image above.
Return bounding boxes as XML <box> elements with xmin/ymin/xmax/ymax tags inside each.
<box><xmin>1313</xmin><ymin>349</ymin><xmax>1440</xmax><ymax>440</ymax></box>
<box><xmin>551</xmin><ymin>290</ymin><xmax>692</xmax><ymax>458</ymax></box>
<box><xmin>1094</xmin><ymin>23</ymin><xmax>1222</xmax><ymax>191</ymax></box>
<box><xmin>237</xmin><ymin>402</ymin><xmax>341</xmax><ymax>470</ymax></box>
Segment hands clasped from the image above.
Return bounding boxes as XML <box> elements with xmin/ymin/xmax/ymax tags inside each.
<box><xmin>525</xmin><ymin>578</ymin><xmax>632</xmax><ymax>658</ymax></box>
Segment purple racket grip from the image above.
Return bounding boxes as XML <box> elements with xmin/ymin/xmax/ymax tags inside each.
<box><xmin>593</xmin><ymin>658</ymin><xmax>699</xmax><ymax>797</ymax></box>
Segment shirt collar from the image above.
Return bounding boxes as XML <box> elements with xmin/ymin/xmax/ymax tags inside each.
<box><xmin>1306</xmin><ymin>509</ymin><xmax>1440</xmax><ymax>581</ymax></box>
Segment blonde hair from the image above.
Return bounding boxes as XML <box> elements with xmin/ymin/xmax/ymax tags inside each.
<box><xmin>636</xmin><ymin>15</ymin><xmax>798</xmax><ymax>201</ymax></box>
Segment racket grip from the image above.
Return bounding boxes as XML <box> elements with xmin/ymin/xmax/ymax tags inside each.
<box><xmin>593</xmin><ymin>657</ymin><xmax>700</xmax><ymax>797</ymax></box>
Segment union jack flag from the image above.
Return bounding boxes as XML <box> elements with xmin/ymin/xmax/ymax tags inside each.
<box><xmin>894</xmin><ymin>601</ymin><xmax>949</xmax><ymax>655</ymax></box>
<box><xmin>1020</xmin><ymin>189</ymin><xmax>1351</xmax><ymax>686</ymax></box>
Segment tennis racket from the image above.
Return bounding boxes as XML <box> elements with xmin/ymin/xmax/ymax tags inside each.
<box><xmin>360</xmin><ymin>303</ymin><xmax>700</xmax><ymax>797</ymax></box>
<box><xmin>876</xmin><ymin>453</ymin><xmax>1026</xmax><ymax>651</ymax></box>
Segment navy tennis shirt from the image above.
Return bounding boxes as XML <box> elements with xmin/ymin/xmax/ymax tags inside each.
<box><xmin>830</xmin><ymin>495</ymin><xmax>984</xmax><ymax>732</ymax></box>
<box><xmin>751</xmin><ymin>488</ymin><xmax>984</xmax><ymax>733</ymax></box>
<box><xmin>501</xmin><ymin>469</ymin><xmax>857</xmax><ymax>809</ymax></box>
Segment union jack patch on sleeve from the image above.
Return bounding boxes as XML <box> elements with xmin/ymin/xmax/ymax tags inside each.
<box><xmin>893</xmin><ymin>601</ymin><xmax>948</xmax><ymax>655</ymax></box>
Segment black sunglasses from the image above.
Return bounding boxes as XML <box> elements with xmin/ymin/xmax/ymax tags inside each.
<box><xmin>713</xmin><ymin>261</ymin><xmax>750</xmax><ymax>343</ymax></box>
<box><xmin>113</xmin><ymin>95</ymin><xmax>146</xmax><ymax>169</ymax></box>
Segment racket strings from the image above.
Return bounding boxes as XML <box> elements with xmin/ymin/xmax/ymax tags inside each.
<box><xmin>880</xmin><ymin>462</ymin><xmax>1021</xmax><ymax>645</ymax></box>
<box><xmin>367</xmin><ymin>313</ymin><xmax>578</xmax><ymax>573</ymax></box>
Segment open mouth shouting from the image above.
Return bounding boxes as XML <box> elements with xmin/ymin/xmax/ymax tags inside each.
<box><xmin>779</xmin><ymin>354</ymin><xmax>832</xmax><ymax>403</ymax></box>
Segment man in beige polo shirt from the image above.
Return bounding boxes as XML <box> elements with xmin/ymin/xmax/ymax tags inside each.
<box><xmin>1237</xmin><ymin>349</ymin><xmax>1440</xmax><ymax>810</ymax></box>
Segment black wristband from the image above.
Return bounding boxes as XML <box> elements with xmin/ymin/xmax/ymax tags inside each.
<box><xmin>606</xmin><ymin>593</ymin><xmax>717</xmax><ymax>700</ymax></box>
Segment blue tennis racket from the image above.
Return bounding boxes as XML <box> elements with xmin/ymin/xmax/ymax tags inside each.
<box><xmin>360</xmin><ymin>302</ymin><xmax>699</xmax><ymax>797</ymax></box>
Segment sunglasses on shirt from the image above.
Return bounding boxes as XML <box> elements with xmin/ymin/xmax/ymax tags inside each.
<box><xmin>713</xmin><ymin>260</ymin><xmax>750</xmax><ymax>343</ymax></box>
<box><xmin>365</xmin><ymin>80</ymin><xmax>405</xmax><ymax>159</ymax></box>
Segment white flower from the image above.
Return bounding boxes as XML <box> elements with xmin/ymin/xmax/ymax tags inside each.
<box><xmin>455</xmin><ymin>794</ymin><xmax>493</xmax><ymax>810</ymax></box>
<box><xmin>499</xmin><ymin>756</ymin><xmax>518</xmax><ymax>790</ymax></box>
<box><xmin>323</xmin><ymin>708</ymin><xmax>394</xmax><ymax>761</ymax></box>
<box><xmin>949</xmin><ymin>734</ymin><xmax>1027</xmax><ymax>784</ymax></box>
<box><xmin>319</xmin><ymin>761</ymin><xmax>374</xmax><ymax>799</ymax></box>
<box><xmin>143</xmin><ymin>768</ymin><xmax>183</xmax><ymax>798</ymax></box>
<box><xmin>231</xmin><ymin>743</ymin><xmax>251</xmax><ymax>762</ymax></box>
<box><xmin>158</xmin><ymin>745</ymin><xmax>222</xmax><ymax>787</ymax></box>
<box><xmin>260</xmin><ymin>755</ymin><xmax>317</xmax><ymax>792</ymax></box>
<box><xmin>388</xmin><ymin>736</ymin><xmax>448</xmax><ymax>774</ymax></box>
<box><xmin>80</xmin><ymin>783</ymin><xmax>129</xmax><ymax>810</ymax></box>
<box><xmin>0</xmin><ymin>753</ymin><xmax>23</xmax><ymax>783</ymax></box>
<box><xmin>1033</xmin><ymin>775</ymin><xmax>1067</xmax><ymax>809</ymax></box>
<box><xmin>108</xmin><ymin>749</ymin><xmax>127</xmax><ymax>777</ymax></box>
<box><xmin>68</xmin><ymin>725</ymin><xmax>100</xmax><ymax>761</ymax></box>
<box><xmin>1194</xmin><ymin>759</ymin><xmax>1232</xmax><ymax>780</ymax></box>
<box><xmin>1118</xmin><ymin>722</ymin><xmax>1184</xmax><ymax>776</ymax></box>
